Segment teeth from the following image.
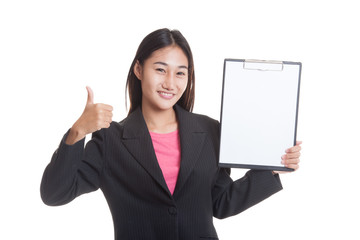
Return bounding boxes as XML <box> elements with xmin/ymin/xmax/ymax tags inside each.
<box><xmin>159</xmin><ymin>92</ymin><xmax>173</xmax><ymax>96</ymax></box>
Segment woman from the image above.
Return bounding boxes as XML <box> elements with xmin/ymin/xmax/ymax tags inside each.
<box><xmin>41</xmin><ymin>28</ymin><xmax>301</xmax><ymax>240</ymax></box>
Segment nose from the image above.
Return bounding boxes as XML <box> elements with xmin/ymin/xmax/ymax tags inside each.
<box><xmin>162</xmin><ymin>72</ymin><xmax>175</xmax><ymax>90</ymax></box>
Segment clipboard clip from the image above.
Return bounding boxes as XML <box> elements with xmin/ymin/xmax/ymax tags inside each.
<box><xmin>243</xmin><ymin>59</ymin><xmax>284</xmax><ymax>71</ymax></box>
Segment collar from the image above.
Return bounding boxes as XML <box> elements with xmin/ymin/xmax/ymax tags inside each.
<box><xmin>121</xmin><ymin>104</ymin><xmax>207</xmax><ymax>198</ymax></box>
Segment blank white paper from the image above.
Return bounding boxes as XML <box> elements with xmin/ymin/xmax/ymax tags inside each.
<box><xmin>219</xmin><ymin>59</ymin><xmax>301</xmax><ymax>170</ymax></box>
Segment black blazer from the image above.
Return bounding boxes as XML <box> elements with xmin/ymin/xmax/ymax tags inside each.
<box><xmin>41</xmin><ymin>105</ymin><xmax>282</xmax><ymax>240</ymax></box>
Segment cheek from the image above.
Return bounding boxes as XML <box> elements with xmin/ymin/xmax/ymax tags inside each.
<box><xmin>141</xmin><ymin>73</ymin><xmax>159</xmax><ymax>88</ymax></box>
<box><xmin>179</xmin><ymin>78</ymin><xmax>188</xmax><ymax>92</ymax></box>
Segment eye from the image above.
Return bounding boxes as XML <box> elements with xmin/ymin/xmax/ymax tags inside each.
<box><xmin>156</xmin><ymin>68</ymin><xmax>165</xmax><ymax>73</ymax></box>
<box><xmin>177</xmin><ymin>71</ymin><xmax>186</xmax><ymax>76</ymax></box>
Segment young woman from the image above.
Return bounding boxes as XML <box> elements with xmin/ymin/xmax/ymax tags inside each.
<box><xmin>41</xmin><ymin>28</ymin><xmax>301</xmax><ymax>240</ymax></box>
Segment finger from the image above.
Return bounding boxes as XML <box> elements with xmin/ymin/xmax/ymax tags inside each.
<box><xmin>285</xmin><ymin>163</ymin><xmax>300</xmax><ymax>171</ymax></box>
<box><xmin>104</xmin><ymin>114</ymin><xmax>113</xmax><ymax>124</ymax></box>
<box><xmin>282</xmin><ymin>157</ymin><xmax>300</xmax><ymax>165</ymax></box>
<box><xmin>86</xmin><ymin>86</ymin><xmax>94</xmax><ymax>105</ymax></box>
<box><xmin>107</xmin><ymin>114</ymin><xmax>113</xmax><ymax>123</ymax></box>
<box><xmin>95</xmin><ymin>111</ymin><xmax>112</xmax><ymax>122</ymax></box>
<box><xmin>101</xmin><ymin>110</ymin><xmax>113</xmax><ymax>119</ymax></box>
<box><xmin>99</xmin><ymin>103</ymin><xmax>114</xmax><ymax>112</ymax></box>
<box><xmin>285</xmin><ymin>140</ymin><xmax>303</xmax><ymax>153</ymax></box>
<box><xmin>95</xmin><ymin>103</ymin><xmax>113</xmax><ymax>112</ymax></box>
<box><xmin>93</xmin><ymin>104</ymin><xmax>113</xmax><ymax>115</ymax></box>
<box><xmin>282</xmin><ymin>152</ymin><xmax>301</xmax><ymax>159</ymax></box>
<box><xmin>98</xmin><ymin>121</ymin><xmax>111</xmax><ymax>130</ymax></box>
<box><xmin>94</xmin><ymin>120</ymin><xmax>111</xmax><ymax>131</ymax></box>
<box><xmin>286</xmin><ymin>145</ymin><xmax>301</xmax><ymax>153</ymax></box>
<box><xmin>99</xmin><ymin>111</ymin><xmax>113</xmax><ymax>123</ymax></box>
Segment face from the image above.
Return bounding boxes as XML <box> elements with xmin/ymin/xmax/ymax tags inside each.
<box><xmin>134</xmin><ymin>45</ymin><xmax>189</xmax><ymax>113</ymax></box>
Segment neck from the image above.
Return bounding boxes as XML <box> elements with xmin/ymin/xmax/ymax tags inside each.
<box><xmin>142</xmin><ymin>105</ymin><xmax>178</xmax><ymax>133</ymax></box>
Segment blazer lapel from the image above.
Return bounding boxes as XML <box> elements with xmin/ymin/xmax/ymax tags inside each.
<box><xmin>173</xmin><ymin>105</ymin><xmax>207</xmax><ymax>196</ymax></box>
<box><xmin>121</xmin><ymin>108</ymin><xmax>170</xmax><ymax>195</ymax></box>
<box><xmin>121</xmin><ymin>106</ymin><xmax>208</xmax><ymax>197</ymax></box>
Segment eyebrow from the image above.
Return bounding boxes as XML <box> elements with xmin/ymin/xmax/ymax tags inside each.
<box><xmin>153</xmin><ymin>61</ymin><xmax>188</xmax><ymax>70</ymax></box>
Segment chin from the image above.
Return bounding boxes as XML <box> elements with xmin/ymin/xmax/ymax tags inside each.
<box><xmin>155</xmin><ymin>100</ymin><xmax>178</xmax><ymax>111</ymax></box>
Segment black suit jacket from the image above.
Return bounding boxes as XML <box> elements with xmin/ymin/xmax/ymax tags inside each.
<box><xmin>41</xmin><ymin>105</ymin><xmax>282</xmax><ymax>240</ymax></box>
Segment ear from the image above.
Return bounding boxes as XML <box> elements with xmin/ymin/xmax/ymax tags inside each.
<box><xmin>133</xmin><ymin>60</ymin><xmax>142</xmax><ymax>80</ymax></box>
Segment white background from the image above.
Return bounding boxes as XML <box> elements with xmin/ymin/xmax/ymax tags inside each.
<box><xmin>1</xmin><ymin>0</ymin><xmax>359</xmax><ymax>239</ymax></box>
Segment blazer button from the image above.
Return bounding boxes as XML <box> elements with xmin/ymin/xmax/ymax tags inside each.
<box><xmin>168</xmin><ymin>207</ymin><xmax>177</xmax><ymax>216</ymax></box>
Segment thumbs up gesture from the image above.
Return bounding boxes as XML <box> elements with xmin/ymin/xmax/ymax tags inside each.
<box><xmin>65</xmin><ymin>86</ymin><xmax>113</xmax><ymax>145</ymax></box>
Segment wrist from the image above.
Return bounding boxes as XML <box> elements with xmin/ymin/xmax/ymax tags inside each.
<box><xmin>65</xmin><ymin>126</ymin><xmax>86</xmax><ymax>145</ymax></box>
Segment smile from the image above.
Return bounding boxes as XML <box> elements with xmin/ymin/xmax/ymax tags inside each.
<box><xmin>158</xmin><ymin>91</ymin><xmax>175</xmax><ymax>99</ymax></box>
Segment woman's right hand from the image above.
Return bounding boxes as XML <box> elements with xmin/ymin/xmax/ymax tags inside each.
<box><xmin>65</xmin><ymin>86</ymin><xmax>113</xmax><ymax>145</ymax></box>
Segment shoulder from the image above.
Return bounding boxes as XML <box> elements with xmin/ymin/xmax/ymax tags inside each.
<box><xmin>190</xmin><ymin>112</ymin><xmax>219</xmax><ymax>130</ymax></box>
<box><xmin>102</xmin><ymin>107</ymin><xmax>148</xmax><ymax>139</ymax></box>
<box><xmin>175</xmin><ymin>105</ymin><xmax>219</xmax><ymax>135</ymax></box>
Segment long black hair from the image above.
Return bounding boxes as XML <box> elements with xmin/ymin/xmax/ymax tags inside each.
<box><xmin>126</xmin><ymin>28</ymin><xmax>195</xmax><ymax>115</ymax></box>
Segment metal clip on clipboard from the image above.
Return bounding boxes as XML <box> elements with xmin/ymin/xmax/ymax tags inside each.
<box><xmin>243</xmin><ymin>59</ymin><xmax>284</xmax><ymax>71</ymax></box>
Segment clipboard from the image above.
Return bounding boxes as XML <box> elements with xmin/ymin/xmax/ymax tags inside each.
<box><xmin>218</xmin><ymin>59</ymin><xmax>302</xmax><ymax>171</ymax></box>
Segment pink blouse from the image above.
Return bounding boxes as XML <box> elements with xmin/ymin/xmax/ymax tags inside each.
<box><xmin>149</xmin><ymin>130</ymin><xmax>181</xmax><ymax>195</ymax></box>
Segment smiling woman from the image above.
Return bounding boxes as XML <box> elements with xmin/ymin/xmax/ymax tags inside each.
<box><xmin>40</xmin><ymin>28</ymin><xmax>301</xmax><ymax>240</ymax></box>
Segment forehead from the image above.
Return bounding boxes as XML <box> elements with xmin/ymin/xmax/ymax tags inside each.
<box><xmin>146</xmin><ymin>45</ymin><xmax>188</xmax><ymax>66</ymax></box>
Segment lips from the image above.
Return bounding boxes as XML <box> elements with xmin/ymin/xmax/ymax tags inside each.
<box><xmin>158</xmin><ymin>91</ymin><xmax>175</xmax><ymax>99</ymax></box>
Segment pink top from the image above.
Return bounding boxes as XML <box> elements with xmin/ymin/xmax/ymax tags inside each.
<box><xmin>149</xmin><ymin>130</ymin><xmax>181</xmax><ymax>195</ymax></box>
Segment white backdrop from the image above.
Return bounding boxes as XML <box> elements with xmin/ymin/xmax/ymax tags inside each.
<box><xmin>1</xmin><ymin>0</ymin><xmax>359</xmax><ymax>239</ymax></box>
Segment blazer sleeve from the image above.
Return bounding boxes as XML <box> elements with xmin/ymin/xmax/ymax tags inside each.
<box><xmin>40</xmin><ymin>129</ymin><xmax>105</xmax><ymax>206</ymax></box>
<box><xmin>211</xmin><ymin>168</ymin><xmax>283</xmax><ymax>219</ymax></box>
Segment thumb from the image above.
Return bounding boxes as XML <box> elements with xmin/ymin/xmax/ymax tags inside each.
<box><xmin>86</xmin><ymin>86</ymin><xmax>94</xmax><ymax>105</ymax></box>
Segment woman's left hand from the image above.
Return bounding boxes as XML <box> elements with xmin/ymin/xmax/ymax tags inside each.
<box><xmin>274</xmin><ymin>141</ymin><xmax>302</xmax><ymax>174</ymax></box>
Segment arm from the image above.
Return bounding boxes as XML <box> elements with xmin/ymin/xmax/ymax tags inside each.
<box><xmin>212</xmin><ymin>169</ymin><xmax>282</xmax><ymax>219</ymax></box>
<box><xmin>40</xmin><ymin>130</ymin><xmax>105</xmax><ymax>206</ymax></box>
<box><xmin>40</xmin><ymin>86</ymin><xmax>113</xmax><ymax>206</ymax></box>
<box><xmin>209</xmin><ymin>116</ymin><xmax>301</xmax><ymax>218</ymax></box>
<box><xmin>211</xmin><ymin>141</ymin><xmax>302</xmax><ymax>219</ymax></box>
